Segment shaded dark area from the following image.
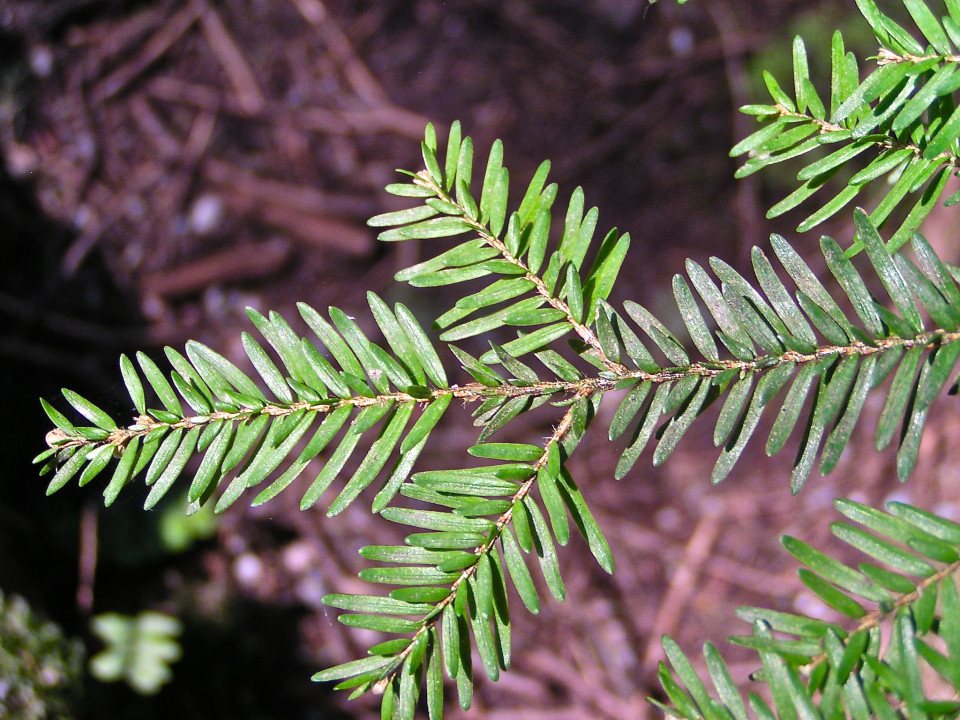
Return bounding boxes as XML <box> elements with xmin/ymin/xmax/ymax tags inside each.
<box><xmin>8</xmin><ymin>1</ymin><xmax>960</xmax><ymax>719</ymax></box>
<box><xmin>0</xmin><ymin>154</ymin><xmax>348</xmax><ymax>720</ymax></box>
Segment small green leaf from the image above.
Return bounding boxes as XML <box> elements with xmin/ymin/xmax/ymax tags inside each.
<box><xmin>241</xmin><ymin>333</ymin><xmax>293</xmax><ymax>403</ymax></box>
<box><xmin>894</xmin><ymin>66</ymin><xmax>959</xmax><ymax>134</ymax></box>
<box><xmin>46</xmin><ymin>448</ymin><xmax>87</xmax><ymax>495</ymax></box>
<box><xmin>562</xmin><ymin>264</ymin><xmax>584</xmax><ymax>323</ymax></box>
<box><xmin>479</xmin><ymin>139</ymin><xmax>504</xmax><ymax>224</ymax></box>
<box><xmin>487</xmin><ymin>167</ymin><xmax>509</xmax><ymax>238</ymax></box>
<box><xmin>368</xmin><ymin>293</ymin><xmax>426</xmax><ymax>386</ymax></box>
<box><xmin>186</xmin><ymin>341</ymin><xmax>265</xmax><ymax>401</ymax></box>
<box><xmin>359</xmin><ymin>565</ymin><xmax>461</xmax><ymax>586</ymax></box>
<box><xmin>442</xmin><ymin>120</ymin><xmax>463</xmax><ymax>192</ymax></box>
<box><xmin>556</xmin><ymin>470</ymin><xmax>613</xmax><ymax>573</ymax></box>
<box><xmin>77</xmin><ymin>444</ymin><xmax>114</xmax><ymax>488</ymax></box>
<box><xmin>395</xmin><ymin>303</ymin><xmax>448</xmax><ymax>388</ymax></box>
<box><xmin>454</xmin><ymin>278</ymin><xmax>535</xmax><ymax>314</ymax></box>
<box><xmin>739</xmin><ymin>104</ymin><xmax>779</xmax><ymax>117</ymax></box>
<box><xmin>62</xmin><ymin>389</ymin><xmax>118</xmax><ymax>432</ymax></box>
<box><xmin>821</xmin><ymin>236</ymin><xmax>882</xmax><ymax>336</ymax></box>
<box><xmin>299</xmin><ymin>411</ymin><xmax>370</xmax><ymax>511</ymax></box>
<box><xmin>897</xmin><ymin>394</ymin><xmax>928</xmax><ymax>481</ymax></box>
<box><xmin>396</xmin><ymin>239</ymin><xmax>498</xmax><ymax>283</ymax></box>
<box><xmin>385</xmin><ymin>183</ymin><xmax>434</xmax><ymax>198</ymax></box>
<box><xmin>791</xmin><ymin>356</ymin><xmax>859</xmax><ymax>491</ymax></box>
<box><xmin>832</xmin><ymin>522</ymin><xmax>934</xmax><ymax>577</ymax></box>
<box><xmin>916</xmin><ymin>339</ymin><xmax>960</xmax><ymax>410</ymax></box>
<box><xmin>169</xmin><ymin>370</ymin><xmax>211</xmax><ymax>415</ymax></box>
<box><xmin>673</xmin><ymin>275</ymin><xmax>719</xmax><ymax>362</ymax></box>
<box><xmin>312</xmin><ymin>655</ymin><xmax>392</xmax><ymax>684</ymax></box>
<box><xmin>763</xmin><ymin>70</ymin><xmax>795</xmax><ymax>111</ymax></box>
<box><xmin>903</xmin><ymin>0</ymin><xmax>952</xmax><ymax>55</ymax></box>
<box><xmin>924</xmin><ymin>100</ymin><xmax>960</xmax><ymax>159</ymax></box>
<box><xmin>798</xmin><ymin>569</ymin><xmax>867</xmax><ymax>619</ymax></box>
<box><xmin>468</xmin><ymin>443</ymin><xmax>542</xmax><ymax>462</ymax></box>
<box><xmin>383</xmin><ymin>506</ymin><xmax>495</xmax><ymax>533</ymax></box>
<box><xmin>662</xmin><ymin>635</ymin><xmax>714</xmax><ymax>714</ymax></box>
<box><xmin>624</xmin><ymin>301</ymin><xmax>689</xmax><ymax>366</ymax></box>
<box><xmin>324</xmin><ymin>594</ymin><xmax>433</xmax><ymax>616</ymax></box>
<box><xmin>765</xmin><ymin>361</ymin><xmax>819</xmax><ymax>456</ymax></box>
<box><xmin>338</xmin><ymin>615</ymin><xmax>420</xmax><ymax>634</ymax></box>
<box><xmin>792</xmin><ymin>35</ymin><xmax>811</xmax><ymax>113</ymax></box>
<box><xmin>616</xmin><ymin>381</ymin><xmax>671</xmax><ymax>479</ymax></box>
<box><xmin>406</xmin><ymin>531</ymin><xmax>485</xmax><ymax>550</ymax></box>
<box><xmin>704</xmin><ymin>642</ymin><xmax>749</xmax><ymax>720</ymax></box>
<box><xmin>501</xmin><ymin>528</ymin><xmax>539</xmax><ymax>614</ymax></box>
<box><xmin>145</xmin><ymin>426</ymin><xmax>200</xmax><ymax>510</ymax></box>
<box><xmin>584</xmin><ymin>231</ymin><xmax>630</xmax><ymax>317</ymax></box>
<box><xmin>654</xmin><ymin>379</ymin><xmax>711</xmax><ymax>467</ymax></box>
<box><xmin>185</xmin><ymin>423</ymin><xmax>232</xmax><ymax>504</ymax></box>
<box><xmin>876</xmin><ymin>345</ymin><xmax>923</xmax><ymax>450</ymax></box>
<box><xmin>886</xmin><ymin>167</ymin><xmax>951</xmax><ymax>254</ymax></box>
<box><xmin>41</xmin><ymin>398</ymin><xmax>79</xmax><ymax>435</ymax></box>
<box><xmin>731</xmin><ymin>118</ymin><xmax>791</xmax><ymax>158</ymax></box>
<box><xmin>424</xmin><ymin>629</ymin><xmax>443</xmax><ymax>720</ymax></box>
<box><xmin>858</xmin><ymin>562</ymin><xmax>915</xmax><ymax>594</ymax></box>
<box><xmin>398</xmin><ymin>394</ymin><xmax>450</xmax><ymax>454</ymax></box>
<box><xmin>656</xmin><ymin>661</ymin><xmax>701</xmax><ymax>719</ymax></box>
<box><xmin>888</xmin><ymin>501</ymin><xmax>960</xmax><ymax>544</ymax></box>
<box><xmin>100</xmin><ymin>436</ymin><xmax>140</xmax><ymax>505</ymax></box>
<box><xmin>368</xmin><ymin>204</ymin><xmax>440</xmax><ymax>228</ymax></box>
<box><xmin>526</xmin><ymin>207</ymin><xmax>551</xmax><ymax>274</ymax></box>
<box><xmin>479</xmin><ymin>323</ymin><xmax>570</xmax><ymax>363</ymax></box>
<box><xmin>537</xmin><ymin>459</ymin><xmax>569</xmax><ymax>547</ymax></box>
<box><xmin>137</xmin><ymin>352</ymin><xmax>183</xmax><ymax>416</ymax></box>
<box><xmin>421</xmin><ymin>140</ymin><xmax>442</xmax><ymax>186</ymax></box>
<box><xmin>713</xmin><ymin>363</ymin><xmax>795</xmax><ymax>484</ymax></box>
<box><xmin>557</xmin><ymin>188</ymin><xmax>583</xmax><ymax>267</ymax></box>
<box><xmin>820</xmin><ymin>356</ymin><xmax>877</xmax><ymax>475</ymax></box>
<box><xmin>797</xmin><ymin>183</ymin><xmax>860</xmax><ymax>233</ymax></box>
<box><xmin>782</xmin><ymin>535</ymin><xmax>885</xmax><ymax>601</ymax></box>
<box><xmin>328</xmin><ymin>403</ymin><xmax>414</xmax><ymax>516</ymax></box>
<box><xmin>609</xmin><ymin>382</ymin><xmax>651</xmax><ymax>441</ymax></box>
<box><xmin>120</xmin><ymin>355</ymin><xmax>146</xmax><ymax>416</ymax></box>
<box><xmin>379</xmin><ymin>216</ymin><xmax>475</xmax><ymax>243</ymax></box>
<box><xmin>833</xmin><ymin>61</ymin><xmax>910</xmax><ymax>124</ymax></box>
<box><xmin>854</xmin><ymin>210</ymin><xmax>923</xmax><ymax>331</ymax></box>
<box><xmin>714</xmin><ymin>376</ymin><xmax>754</xmax><ymax>448</ymax></box>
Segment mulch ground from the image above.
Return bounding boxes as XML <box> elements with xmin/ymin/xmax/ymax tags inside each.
<box><xmin>4</xmin><ymin>1</ymin><xmax>959</xmax><ymax>718</ymax></box>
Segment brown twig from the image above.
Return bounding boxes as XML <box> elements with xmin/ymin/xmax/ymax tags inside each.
<box><xmin>92</xmin><ymin>2</ymin><xmax>201</xmax><ymax>102</ymax></box>
<box><xmin>292</xmin><ymin>0</ymin><xmax>390</xmax><ymax>109</ymax></box>
<box><xmin>140</xmin><ymin>237</ymin><xmax>293</xmax><ymax>298</ymax></box>
<box><xmin>640</xmin><ymin>508</ymin><xmax>721</xmax><ymax>676</ymax></box>
<box><xmin>77</xmin><ymin>502</ymin><xmax>98</xmax><ymax>615</ymax></box>
<box><xmin>196</xmin><ymin>0</ymin><xmax>266</xmax><ymax>114</ymax></box>
<box><xmin>202</xmin><ymin>157</ymin><xmax>377</xmax><ymax>219</ymax></box>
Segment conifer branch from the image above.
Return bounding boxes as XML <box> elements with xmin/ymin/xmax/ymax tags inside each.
<box><xmin>350</xmin><ymin>401</ymin><xmax>584</xmax><ymax>698</ymax></box>
<box><xmin>733</xmin><ymin>0</ymin><xmax>960</xmax><ymax>249</ymax></box>
<box><xmin>33</xmin><ymin>3</ymin><xmax>960</xmax><ymax>712</ymax></box>
<box><xmin>405</xmin><ymin>167</ymin><xmax>624</xmax><ymax>373</ymax></box>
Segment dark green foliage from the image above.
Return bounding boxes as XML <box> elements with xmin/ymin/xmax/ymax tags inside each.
<box><xmin>654</xmin><ymin>499</ymin><xmax>960</xmax><ymax>720</ymax></box>
<box><xmin>37</xmin><ymin>116</ymin><xmax>960</xmax><ymax>717</ymax></box>
<box><xmin>733</xmin><ymin>0</ymin><xmax>960</xmax><ymax>252</ymax></box>
<box><xmin>0</xmin><ymin>591</ymin><xmax>84</xmax><ymax>720</ymax></box>
<box><xmin>32</xmin><ymin>1</ymin><xmax>960</xmax><ymax>718</ymax></box>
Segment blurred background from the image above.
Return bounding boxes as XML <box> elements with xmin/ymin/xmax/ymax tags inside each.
<box><xmin>3</xmin><ymin>0</ymin><xmax>960</xmax><ymax>718</ymax></box>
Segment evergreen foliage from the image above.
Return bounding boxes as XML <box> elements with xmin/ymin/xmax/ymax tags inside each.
<box><xmin>33</xmin><ymin>1</ymin><xmax>960</xmax><ymax>717</ymax></box>
<box><xmin>734</xmin><ymin>0</ymin><xmax>960</xmax><ymax>252</ymax></box>
<box><xmin>0</xmin><ymin>591</ymin><xmax>84</xmax><ymax>720</ymax></box>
